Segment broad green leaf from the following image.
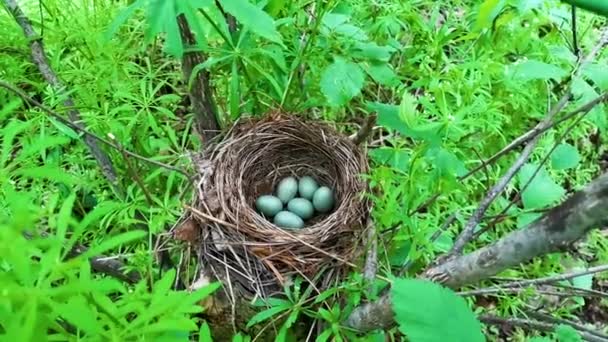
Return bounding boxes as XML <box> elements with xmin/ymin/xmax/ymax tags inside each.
<box><xmin>320</xmin><ymin>57</ymin><xmax>365</xmax><ymax>107</ymax></box>
<box><xmin>399</xmin><ymin>92</ymin><xmax>418</xmax><ymax>127</ymax></box>
<box><xmin>582</xmin><ymin>63</ymin><xmax>608</xmax><ymax>90</ymax></box>
<box><xmin>367</xmin><ymin>102</ymin><xmax>441</xmax><ymax>144</ymax></box>
<box><xmin>218</xmin><ymin>0</ymin><xmax>282</xmax><ymax>43</ymax></box>
<box><xmin>426</xmin><ymin>147</ymin><xmax>468</xmax><ymax>178</ymax></box>
<box><xmin>475</xmin><ymin>0</ymin><xmax>506</xmax><ymax>30</ymax></box>
<box><xmin>351</xmin><ymin>42</ymin><xmax>395</xmax><ymax>61</ymax></box>
<box><xmin>550</xmin><ymin>143</ymin><xmax>580</xmax><ymax>170</ymax></box>
<box><xmin>199</xmin><ymin>322</ymin><xmax>213</xmax><ymax>342</ymax></box>
<box><xmin>510</xmin><ymin>59</ymin><xmax>567</xmax><ymax>81</ymax></box>
<box><xmin>391</xmin><ymin>278</ymin><xmax>484</xmax><ymax>342</ymax></box>
<box><xmin>364</xmin><ymin>62</ymin><xmax>399</xmax><ymax>86</ymax></box>
<box><xmin>517</xmin><ymin>212</ymin><xmax>542</xmax><ymax>228</ymax></box>
<box><xmin>433</xmin><ymin>230</ymin><xmax>453</xmax><ymax>252</ymax></box>
<box><xmin>555</xmin><ymin>324</ymin><xmax>583</xmax><ymax>342</ymax></box>
<box><xmin>569</xmin><ymin>267</ymin><xmax>593</xmax><ymax>291</ymax></box>
<box><xmin>265</xmin><ymin>0</ymin><xmax>285</xmax><ymax>17</ymax></box>
<box><xmin>369</xmin><ymin>147</ymin><xmax>410</xmax><ymax>172</ymax></box>
<box><xmin>519</xmin><ymin>163</ymin><xmax>565</xmax><ymax>210</ymax></box>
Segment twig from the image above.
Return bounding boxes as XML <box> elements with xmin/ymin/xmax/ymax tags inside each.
<box><xmin>458</xmin><ymin>285</ymin><xmax>608</xmax><ymax>298</ymax></box>
<box><xmin>525</xmin><ymin>309</ymin><xmax>608</xmax><ymax>340</ymax></box>
<box><xmin>0</xmin><ymin>80</ymin><xmax>191</xmax><ymax>179</ymax></box>
<box><xmin>399</xmin><ymin>212</ymin><xmax>459</xmax><ymax>276</ymax></box>
<box><xmin>110</xmin><ymin>134</ymin><xmax>155</xmax><ymax>205</ymax></box>
<box><xmin>571</xmin><ymin>5</ymin><xmax>580</xmax><ymax>57</ymax></box>
<box><xmin>350</xmin><ymin>114</ymin><xmax>377</xmax><ymax>145</ymax></box>
<box><xmin>497</xmin><ymin>264</ymin><xmax>608</xmax><ymax>289</ymax></box>
<box><xmin>4</xmin><ymin>0</ymin><xmax>119</xmax><ymax>189</ymax></box>
<box><xmin>362</xmin><ymin>220</ymin><xmax>377</xmax><ymax>283</ymax></box>
<box><xmin>479</xmin><ymin>315</ymin><xmax>608</xmax><ymax>342</ymax></box>
<box><xmin>459</xmin><ymin>92</ymin><xmax>608</xmax><ymax>181</ymax></box>
<box><xmin>448</xmin><ymin>29</ymin><xmax>608</xmax><ymax>257</ymax></box>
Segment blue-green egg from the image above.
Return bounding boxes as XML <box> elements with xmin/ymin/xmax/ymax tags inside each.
<box><xmin>298</xmin><ymin>176</ymin><xmax>319</xmax><ymax>200</ymax></box>
<box><xmin>276</xmin><ymin>176</ymin><xmax>298</xmax><ymax>203</ymax></box>
<box><xmin>273</xmin><ymin>211</ymin><xmax>304</xmax><ymax>229</ymax></box>
<box><xmin>287</xmin><ymin>198</ymin><xmax>314</xmax><ymax>220</ymax></box>
<box><xmin>312</xmin><ymin>186</ymin><xmax>334</xmax><ymax>213</ymax></box>
<box><xmin>255</xmin><ymin>195</ymin><xmax>283</xmax><ymax>217</ymax></box>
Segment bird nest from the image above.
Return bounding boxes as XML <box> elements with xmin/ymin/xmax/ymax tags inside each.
<box><xmin>186</xmin><ymin>114</ymin><xmax>370</xmax><ymax>299</ymax></box>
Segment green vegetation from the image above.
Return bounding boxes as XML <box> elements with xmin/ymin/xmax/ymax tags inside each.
<box><xmin>1</xmin><ymin>0</ymin><xmax>607</xmax><ymax>341</ymax></box>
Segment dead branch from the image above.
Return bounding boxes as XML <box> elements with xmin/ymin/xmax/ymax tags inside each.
<box><xmin>479</xmin><ymin>315</ymin><xmax>608</xmax><ymax>342</ymax></box>
<box><xmin>4</xmin><ymin>0</ymin><xmax>119</xmax><ymax>189</ymax></box>
<box><xmin>345</xmin><ymin>171</ymin><xmax>608</xmax><ymax>331</ymax></box>
<box><xmin>350</xmin><ymin>114</ymin><xmax>377</xmax><ymax>145</ymax></box>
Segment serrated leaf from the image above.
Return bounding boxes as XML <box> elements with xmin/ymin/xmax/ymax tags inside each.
<box><xmin>351</xmin><ymin>42</ymin><xmax>395</xmax><ymax>61</ymax></box>
<box><xmin>550</xmin><ymin>143</ymin><xmax>580</xmax><ymax>170</ymax></box>
<box><xmin>364</xmin><ymin>62</ymin><xmax>399</xmax><ymax>86</ymax></box>
<box><xmin>218</xmin><ymin>0</ymin><xmax>282</xmax><ymax>43</ymax></box>
<box><xmin>399</xmin><ymin>92</ymin><xmax>418</xmax><ymax>127</ymax></box>
<box><xmin>582</xmin><ymin>63</ymin><xmax>608</xmax><ymax>90</ymax></box>
<box><xmin>510</xmin><ymin>59</ymin><xmax>567</xmax><ymax>81</ymax></box>
<box><xmin>320</xmin><ymin>57</ymin><xmax>365</xmax><ymax>107</ymax></box>
<box><xmin>519</xmin><ymin>163</ymin><xmax>565</xmax><ymax>209</ymax></box>
<box><xmin>391</xmin><ymin>278</ymin><xmax>484</xmax><ymax>342</ymax></box>
<box><xmin>369</xmin><ymin>147</ymin><xmax>410</xmax><ymax>172</ymax></box>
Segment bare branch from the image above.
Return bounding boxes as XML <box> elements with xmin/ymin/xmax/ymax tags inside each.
<box><xmin>345</xmin><ymin>171</ymin><xmax>608</xmax><ymax>331</ymax></box>
<box><xmin>479</xmin><ymin>315</ymin><xmax>608</xmax><ymax>342</ymax></box>
<box><xmin>4</xmin><ymin>0</ymin><xmax>119</xmax><ymax>189</ymax></box>
<box><xmin>0</xmin><ymin>80</ymin><xmax>191</xmax><ymax>178</ymax></box>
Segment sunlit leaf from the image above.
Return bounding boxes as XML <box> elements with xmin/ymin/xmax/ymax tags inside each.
<box><xmin>510</xmin><ymin>59</ymin><xmax>567</xmax><ymax>81</ymax></box>
<box><xmin>218</xmin><ymin>0</ymin><xmax>282</xmax><ymax>43</ymax></box>
<box><xmin>320</xmin><ymin>57</ymin><xmax>365</xmax><ymax>107</ymax></box>
<box><xmin>391</xmin><ymin>278</ymin><xmax>484</xmax><ymax>342</ymax></box>
<box><xmin>550</xmin><ymin>143</ymin><xmax>580</xmax><ymax>170</ymax></box>
<box><xmin>519</xmin><ymin>163</ymin><xmax>565</xmax><ymax>209</ymax></box>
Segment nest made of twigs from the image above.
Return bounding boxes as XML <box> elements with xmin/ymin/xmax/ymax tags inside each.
<box><xmin>189</xmin><ymin>114</ymin><xmax>370</xmax><ymax>298</ymax></box>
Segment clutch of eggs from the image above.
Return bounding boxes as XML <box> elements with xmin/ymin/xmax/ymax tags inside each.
<box><xmin>255</xmin><ymin>176</ymin><xmax>335</xmax><ymax>229</ymax></box>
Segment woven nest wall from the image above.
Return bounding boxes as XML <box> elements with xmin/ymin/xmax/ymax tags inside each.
<box><xmin>189</xmin><ymin>114</ymin><xmax>370</xmax><ymax>299</ymax></box>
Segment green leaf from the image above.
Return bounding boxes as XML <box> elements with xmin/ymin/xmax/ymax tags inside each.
<box><xmin>582</xmin><ymin>63</ymin><xmax>608</xmax><ymax>90</ymax></box>
<box><xmin>555</xmin><ymin>324</ymin><xmax>583</xmax><ymax>342</ymax></box>
<box><xmin>475</xmin><ymin>0</ymin><xmax>506</xmax><ymax>30</ymax></box>
<box><xmin>426</xmin><ymin>147</ymin><xmax>468</xmax><ymax>178</ymax></box>
<box><xmin>246</xmin><ymin>304</ymin><xmax>290</xmax><ymax>328</ymax></box>
<box><xmin>517</xmin><ymin>212</ymin><xmax>542</xmax><ymax>228</ymax></box>
<box><xmin>364</xmin><ymin>62</ymin><xmax>399</xmax><ymax>86</ymax></box>
<box><xmin>519</xmin><ymin>163</ymin><xmax>565</xmax><ymax>210</ymax></box>
<box><xmin>320</xmin><ymin>57</ymin><xmax>365</xmax><ymax>107</ymax></box>
<box><xmin>369</xmin><ymin>147</ymin><xmax>410</xmax><ymax>172</ymax></box>
<box><xmin>351</xmin><ymin>42</ymin><xmax>396</xmax><ymax>61</ymax></box>
<box><xmin>367</xmin><ymin>102</ymin><xmax>442</xmax><ymax>145</ymax></box>
<box><xmin>218</xmin><ymin>0</ymin><xmax>282</xmax><ymax>43</ymax></box>
<box><xmin>14</xmin><ymin>166</ymin><xmax>80</xmax><ymax>185</ymax></box>
<box><xmin>399</xmin><ymin>92</ymin><xmax>418</xmax><ymax>127</ymax></box>
<box><xmin>53</xmin><ymin>295</ymin><xmax>101</xmax><ymax>335</ymax></box>
<box><xmin>105</xmin><ymin>0</ymin><xmax>146</xmax><ymax>39</ymax></box>
<box><xmin>569</xmin><ymin>268</ymin><xmax>593</xmax><ymax>291</ymax></box>
<box><xmin>81</xmin><ymin>230</ymin><xmax>147</xmax><ymax>258</ymax></box>
<box><xmin>550</xmin><ymin>143</ymin><xmax>580</xmax><ymax>170</ymax></box>
<box><xmin>391</xmin><ymin>278</ymin><xmax>484</xmax><ymax>342</ymax></box>
<box><xmin>48</xmin><ymin>117</ymin><xmax>80</xmax><ymax>139</ymax></box>
<box><xmin>510</xmin><ymin>59</ymin><xmax>567</xmax><ymax>81</ymax></box>
<box><xmin>199</xmin><ymin>322</ymin><xmax>213</xmax><ymax>342</ymax></box>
